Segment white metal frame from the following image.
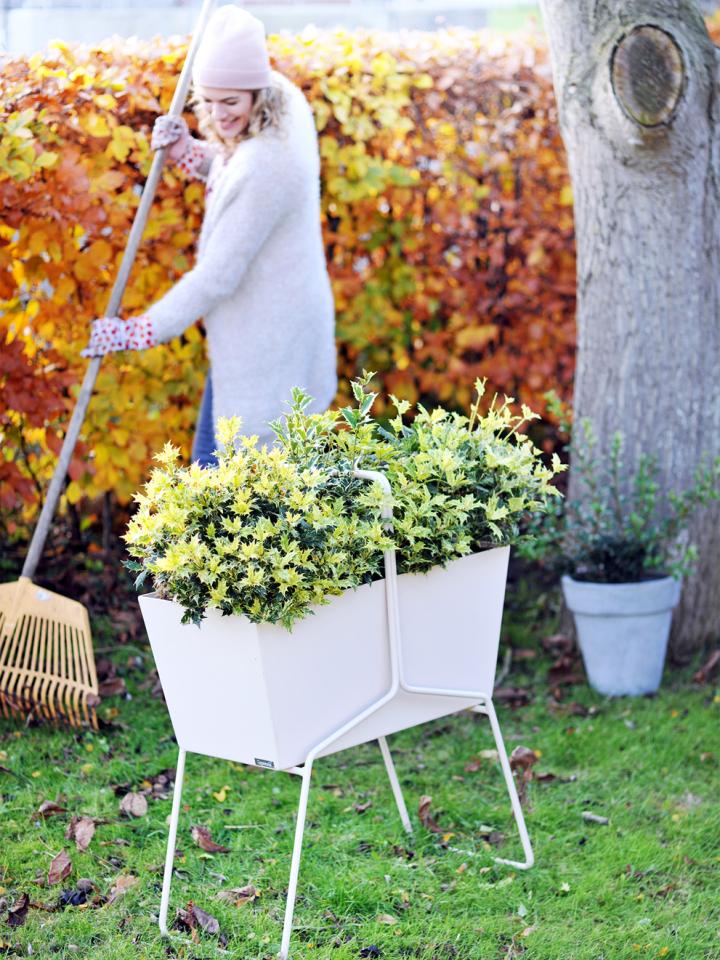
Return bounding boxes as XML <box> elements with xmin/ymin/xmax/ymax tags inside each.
<box><xmin>157</xmin><ymin>468</ymin><xmax>534</xmax><ymax>958</ymax></box>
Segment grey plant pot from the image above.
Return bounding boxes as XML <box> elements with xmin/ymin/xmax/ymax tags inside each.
<box><xmin>561</xmin><ymin>575</ymin><xmax>682</xmax><ymax>697</ymax></box>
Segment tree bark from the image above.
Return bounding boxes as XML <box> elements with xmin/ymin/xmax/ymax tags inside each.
<box><xmin>537</xmin><ymin>0</ymin><xmax>720</xmax><ymax>660</ymax></box>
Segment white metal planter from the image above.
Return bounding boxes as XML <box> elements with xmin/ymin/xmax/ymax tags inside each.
<box><xmin>140</xmin><ymin>469</ymin><xmax>534</xmax><ymax>959</ymax></box>
<box><xmin>140</xmin><ymin>545</ymin><xmax>509</xmax><ymax>770</ymax></box>
<box><xmin>562</xmin><ymin>574</ymin><xmax>681</xmax><ymax>696</ymax></box>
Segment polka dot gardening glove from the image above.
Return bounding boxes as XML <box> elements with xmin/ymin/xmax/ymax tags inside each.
<box><xmin>151</xmin><ymin>115</ymin><xmax>189</xmax><ymax>154</ymax></box>
<box><xmin>151</xmin><ymin>115</ymin><xmax>210</xmax><ymax>180</ymax></box>
<box><xmin>81</xmin><ymin>314</ymin><xmax>158</xmax><ymax>358</ymax></box>
<box><xmin>175</xmin><ymin>138</ymin><xmax>212</xmax><ymax>180</ymax></box>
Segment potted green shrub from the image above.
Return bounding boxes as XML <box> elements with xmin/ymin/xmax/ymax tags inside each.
<box><xmin>127</xmin><ymin>376</ymin><xmax>564</xmax><ymax>958</ymax></box>
<box><xmin>126</xmin><ymin>375</ymin><xmax>565</xmax><ymax>767</ymax></box>
<box><xmin>524</xmin><ymin>419</ymin><xmax>720</xmax><ymax>696</ymax></box>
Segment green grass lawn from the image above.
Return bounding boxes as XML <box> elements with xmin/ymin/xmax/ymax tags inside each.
<box><xmin>0</xmin><ymin>604</ymin><xmax>718</xmax><ymax>959</ymax></box>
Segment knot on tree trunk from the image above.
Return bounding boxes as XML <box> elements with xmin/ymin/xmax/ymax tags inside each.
<box><xmin>611</xmin><ymin>24</ymin><xmax>685</xmax><ymax>127</ymax></box>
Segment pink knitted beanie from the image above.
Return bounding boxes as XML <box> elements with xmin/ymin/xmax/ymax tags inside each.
<box><xmin>192</xmin><ymin>5</ymin><xmax>272</xmax><ymax>90</ymax></box>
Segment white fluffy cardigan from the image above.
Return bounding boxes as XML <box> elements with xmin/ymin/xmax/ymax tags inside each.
<box><xmin>146</xmin><ymin>72</ymin><xmax>337</xmax><ymax>442</ymax></box>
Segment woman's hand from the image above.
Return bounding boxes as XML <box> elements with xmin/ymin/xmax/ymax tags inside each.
<box><xmin>151</xmin><ymin>115</ymin><xmax>213</xmax><ymax>180</ymax></box>
<box><xmin>81</xmin><ymin>314</ymin><xmax>158</xmax><ymax>358</ymax></box>
<box><xmin>151</xmin><ymin>115</ymin><xmax>190</xmax><ymax>162</ymax></box>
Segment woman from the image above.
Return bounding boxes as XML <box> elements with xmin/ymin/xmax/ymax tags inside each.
<box><xmin>83</xmin><ymin>5</ymin><xmax>337</xmax><ymax>463</ymax></box>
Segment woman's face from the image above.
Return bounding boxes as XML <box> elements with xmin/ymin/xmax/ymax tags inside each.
<box><xmin>197</xmin><ymin>86</ymin><xmax>253</xmax><ymax>141</ymax></box>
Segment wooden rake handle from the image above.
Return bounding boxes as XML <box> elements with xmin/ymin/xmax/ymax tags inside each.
<box><xmin>22</xmin><ymin>0</ymin><xmax>217</xmax><ymax>582</ymax></box>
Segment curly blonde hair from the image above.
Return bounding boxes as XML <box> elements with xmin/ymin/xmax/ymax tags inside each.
<box><xmin>191</xmin><ymin>82</ymin><xmax>288</xmax><ymax>157</ymax></box>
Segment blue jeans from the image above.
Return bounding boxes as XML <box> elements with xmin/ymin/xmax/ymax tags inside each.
<box><xmin>192</xmin><ymin>372</ymin><xmax>219</xmax><ymax>468</ymax></box>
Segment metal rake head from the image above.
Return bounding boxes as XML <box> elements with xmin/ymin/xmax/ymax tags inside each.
<box><xmin>0</xmin><ymin>577</ymin><xmax>99</xmax><ymax>729</ymax></box>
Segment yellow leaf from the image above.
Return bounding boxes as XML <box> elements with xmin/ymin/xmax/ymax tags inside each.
<box><xmin>92</xmin><ymin>169</ymin><xmax>126</xmax><ymax>193</ymax></box>
<box><xmin>212</xmin><ymin>785</ymin><xmax>230</xmax><ymax>803</ymax></box>
<box><xmin>28</xmin><ymin>231</ymin><xmax>48</xmax><ymax>256</ymax></box>
<box><xmin>36</xmin><ymin>151</ymin><xmax>59</xmax><ymax>169</ymax></box>
<box><xmin>65</xmin><ymin>481</ymin><xmax>84</xmax><ymax>504</ymax></box>
<box><xmin>55</xmin><ymin>275</ymin><xmax>76</xmax><ymax>300</ymax></box>
<box><xmin>527</xmin><ymin>245</ymin><xmax>546</xmax><ymax>268</ymax></box>
<box><xmin>456</xmin><ymin>325</ymin><xmax>498</xmax><ymax>351</ymax></box>
<box><xmin>81</xmin><ymin>113</ymin><xmax>111</xmax><ymax>138</ymax></box>
<box><xmin>93</xmin><ymin>93</ymin><xmax>117</xmax><ymax>110</ymax></box>
<box><xmin>560</xmin><ymin>184</ymin><xmax>574</xmax><ymax>206</ymax></box>
<box><xmin>87</xmin><ymin>239</ymin><xmax>113</xmax><ymax>266</ymax></box>
<box><xmin>108</xmin><ymin>125</ymin><xmax>136</xmax><ymax>162</ymax></box>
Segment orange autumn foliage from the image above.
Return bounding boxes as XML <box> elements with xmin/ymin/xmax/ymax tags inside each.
<box><xmin>0</xmin><ymin>26</ymin><xmax>581</xmax><ymax>529</ymax></box>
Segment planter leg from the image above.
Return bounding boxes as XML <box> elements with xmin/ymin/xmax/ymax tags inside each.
<box><xmin>278</xmin><ymin>761</ymin><xmax>314</xmax><ymax>960</ymax></box>
<box><xmin>159</xmin><ymin>748</ymin><xmax>187</xmax><ymax>935</ymax></box>
<box><xmin>483</xmin><ymin>698</ymin><xmax>534</xmax><ymax>870</ymax></box>
<box><xmin>378</xmin><ymin>736</ymin><xmax>412</xmax><ymax>834</ymax></box>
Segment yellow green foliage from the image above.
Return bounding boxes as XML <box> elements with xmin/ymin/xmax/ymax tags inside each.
<box><xmin>125</xmin><ymin>420</ymin><xmax>393</xmax><ymax>629</ymax></box>
<box><xmin>126</xmin><ymin>377</ymin><xmax>565</xmax><ymax>629</ymax></box>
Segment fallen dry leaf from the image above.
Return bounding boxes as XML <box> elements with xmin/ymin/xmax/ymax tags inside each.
<box><xmin>174</xmin><ymin>901</ymin><xmax>226</xmax><ymax>944</ymax></box>
<box><xmin>6</xmin><ymin>893</ymin><xmax>29</xmax><ymax>928</ymax></box>
<box><xmin>693</xmin><ymin>648</ymin><xmax>720</xmax><ymax>684</ymax></box>
<box><xmin>105</xmin><ymin>874</ymin><xmax>139</xmax><ymax>906</ymax></box>
<box><xmin>509</xmin><ymin>747</ymin><xmax>540</xmax><ymax>806</ymax></box>
<box><xmin>542</xmin><ymin>633</ymin><xmax>573</xmax><ymax>654</ymax></box>
<box><xmin>57</xmin><ymin>886</ymin><xmax>89</xmax><ymax>908</ymax></box>
<box><xmin>509</xmin><ymin>747</ymin><xmax>540</xmax><ymax>772</ymax></box>
<box><xmin>465</xmin><ymin>748</ymin><xmax>500</xmax><ymax>772</ymax></box>
<box><xmin>215</xmin><ymin>884</ymin><xmax>259</xmax><ymax>906</ymax></box>
<box><xmin>581</xmin><ymin>811</ymin><xmax>609</xmax><ymax>826</ymax></box>
<box><xmin>548</xmin><ymin>653</ymin><xmax>583</xmax><ymax>686</ymax></box>
<box><xmin>191</xmin><ymin>904</ymin><xmax>220</xmax><ymax>935</ymax></box>
<box><xmin>48</xmin><ymin>850</ymin><xmax>72</xmax><ymax>886</ymax></box>
<box><xmin>493</xmin><ymin>686</ymin><xmax>531</xmax><ymax>707</ymax></box>
<box><xmin>417</xmin><ymin>795</ymin><xmax>443</xmax><ymax>834</ymax></box>
<box><xmin>354</xmin><ymin>801</ymin><xmax>372</xmax><ymax>814</ymax></box>
<box><xmin>98</xmin><ymin>676</ymin><xmax>127</xmax><ymax>698</ymax></box>
<box><xmin>191</xmin><ymin>826</ymin><xmax>230</xmax><ymax>854</ymax></box>
<box><xmin>119</xmin><ymin>792</ymin><xmax>147</xmax><ymax>818</ymax></box>
<box><xmin>65</xmin><ymin>816</ymin><xmax>96</xmax><ymax>852</ymax></box>
<box><xmin>36</xmin><ymin>801</ymin><xmax>66</xmax><ymax>819</ymax></box>
<box><xmin>652</xmin><ymin>883</ymin><xmax>677</xmax><ymax>899</ymax></box>
<box><xmin>376</xmin><ymin>913</ymin><xmax>397</xmax><ymax>925</ymax></box>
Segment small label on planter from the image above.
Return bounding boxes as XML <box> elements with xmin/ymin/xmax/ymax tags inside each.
<box><xmin>254</xmin><ymin>757</ymin><xmax>275</xmax><ymax>769</ymax></box>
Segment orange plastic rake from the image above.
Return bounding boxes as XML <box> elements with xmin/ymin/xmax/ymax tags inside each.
<box><xmin>0</xmin><ymin>0</ymin><xmax>217</xmax><ymax>729</ymax></box>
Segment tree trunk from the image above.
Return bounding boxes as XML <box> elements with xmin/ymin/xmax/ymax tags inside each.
<box><xmin>537</xmin><ymin>0</ymin><xmax>720</xmax><ymax>660</ymax></box>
